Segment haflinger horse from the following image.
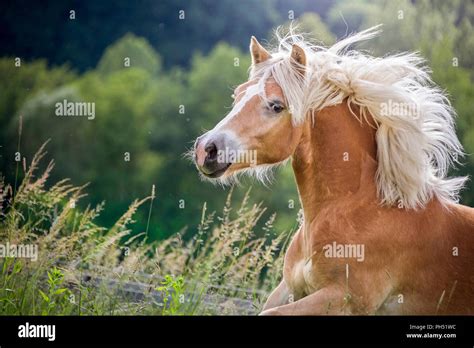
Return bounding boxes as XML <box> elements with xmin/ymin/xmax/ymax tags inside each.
<box><xmin>192</xmin><ymin>26</ymin><xmax>474</xmax><ymax>315</ymax></box>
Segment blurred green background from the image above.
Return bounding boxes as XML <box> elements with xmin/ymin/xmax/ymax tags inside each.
<box><xmin>1</xmin><ymin>0</ymin><xmax>473</xmax><ymax>240</ymax></box>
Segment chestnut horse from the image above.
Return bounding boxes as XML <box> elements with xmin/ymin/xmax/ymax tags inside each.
<box><xmin>192</xmin><ymin>27</ymin><xmax>474</xmax><ymax>315</ymax></box>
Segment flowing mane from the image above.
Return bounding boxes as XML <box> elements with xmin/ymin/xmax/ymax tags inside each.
<box><xmin>193</xmin><ymin>25</ymin><xmax>474</xmax><ymax>316</ymax></box>
<box><xmin>251</xmin><ymin>25</ymin><xmax>468</xmax><ymax>209</ymax></box>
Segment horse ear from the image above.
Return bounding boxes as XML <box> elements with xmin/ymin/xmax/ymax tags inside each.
<box><xmin>290</xmin><ymin>44</ymin><xmax>306</xmax><ymax>75</ymax></box>
<box><xmin>250</xmin><ymin>36</ymin><xmax>271</xmax><ymax>65</ymax></box>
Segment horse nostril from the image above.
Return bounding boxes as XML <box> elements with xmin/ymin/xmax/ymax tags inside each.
<box><xmin>205</xmin><ymin>142</ymin><xmax>218</xmax><ymax>161</ymax></box>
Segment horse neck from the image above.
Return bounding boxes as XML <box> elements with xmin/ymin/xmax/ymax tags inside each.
<box><xmin>292</xmin><ymin>102</ymin><xmax>378</xmax><ymax>224</ymax></box>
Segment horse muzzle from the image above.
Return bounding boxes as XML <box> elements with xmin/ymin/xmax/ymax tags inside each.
<box><xmin>194</xmin><ymin>133</ymin><xmax>233</xmax><ymax>178</ymax></box>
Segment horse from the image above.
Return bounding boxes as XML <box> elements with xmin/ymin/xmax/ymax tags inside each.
<box><xmin>192</xmin><ymin>26</ymin><xmax>474</xmax><ymax>315</ymax></box>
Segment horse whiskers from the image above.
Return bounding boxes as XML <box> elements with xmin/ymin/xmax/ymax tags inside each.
<box><xmin>200</xmin><ymin>159</ymin><xmax>290</xmax><ymax>188</ymax></box>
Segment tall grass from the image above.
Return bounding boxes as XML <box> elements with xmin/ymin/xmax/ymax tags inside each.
<box><xmin>0</xmin><ymin>144</ymin><xmax>292</xmax><ymax>315</ymax></box>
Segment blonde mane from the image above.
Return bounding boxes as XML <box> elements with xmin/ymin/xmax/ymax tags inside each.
<box><xmin>251</xmin><ymin>25</ymin><xmax>467</xmax><ymax>209</ymax></box>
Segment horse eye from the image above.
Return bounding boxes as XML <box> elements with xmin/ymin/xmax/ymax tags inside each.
<box><xmin>270</xmin><ymin>102</ymin><xmax>284</xmax><ymax>114</ymax></box>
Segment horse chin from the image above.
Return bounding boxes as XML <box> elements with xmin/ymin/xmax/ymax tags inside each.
<box><xmin>201</xmin><ymin>163</ymin><xmax>232</xmax><ymax>179</ymax></box>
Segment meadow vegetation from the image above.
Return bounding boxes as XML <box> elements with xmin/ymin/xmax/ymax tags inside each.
<box><xmin>0</xmin><ymin>144</ymin><xmax>290</xmax><ymax>315</ymax></box>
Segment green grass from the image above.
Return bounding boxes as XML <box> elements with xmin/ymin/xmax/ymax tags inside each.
<box><xmin>0</xmin><ymin>144</ymin><xmax>291</xmax><ymax>315</ymax></box>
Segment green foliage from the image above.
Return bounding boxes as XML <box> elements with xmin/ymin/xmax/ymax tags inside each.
<box><xmin>97</xmin><ymin>33</ymin><xmax>162</xmax><ymax>76</ymax></box>
<box><xmin>156</xmin><ymin>275</ymin><xmax>185</xmax><ymax>315</ymax></box>
<box><xmin>0</xmin><ymin>146</ymin><xmax>286</xmax><ymax>315</ymax></box>
<box><xmin>297</xmin><ymin>13</ymin><xmax>336</xmax><ymax>45</ymax></box>
<box><xmin>187</xmin><ymin>43</ymin><xmax>250</xmax><ymax>128</ymax></box>
<box><xmin>280</xmin><ymin>13</ymin><xmax>335</xmax><ymax>46</ymax></box>
<box><xmin>0</xmin><ymin>59</ymin><xmax>75</xmax><ymax>126</ymax></box>
<box><xmin>38</xmin><ymin>267</ymin><xmax>73</xmax><ymax>315</ymax></box>
<box><xmin>327</xmin><ymin>0</ymin><xmax>380</xmax><ymax>37</ymax></box>
<box><xmin>2</xmin><ymin>34</ymin><xmax>300</xmax><ymax>240</ymax></box>
<box><xmin>0</xmin><ymin>59</ymin><xmax>75</xmax><ymax>182</ymax></box>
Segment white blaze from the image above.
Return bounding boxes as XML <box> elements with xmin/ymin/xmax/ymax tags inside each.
<box><xmin>213</xmin><ymin>81</ymin><xmax>265</xmax><ymax>131</ymax></box>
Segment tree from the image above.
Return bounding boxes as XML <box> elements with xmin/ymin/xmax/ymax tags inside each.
<box><xmin>97</xmin><ymin>33</ymin><xmax>161</xmax><ymax>76</ymax></box>
<box><xmin>277</xmin><ymin>13</ymin><xmax>335</xmax><ymax>46</ymax></box>
<box><xmin>0</xmin><ymin>58</ymin><xmax>75</xmax><ymax>179</ymax></box>
<box><xmin>327</xmin><ymin>0</ymin><xmax>380</xmax><ymax>38</ymax></box>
